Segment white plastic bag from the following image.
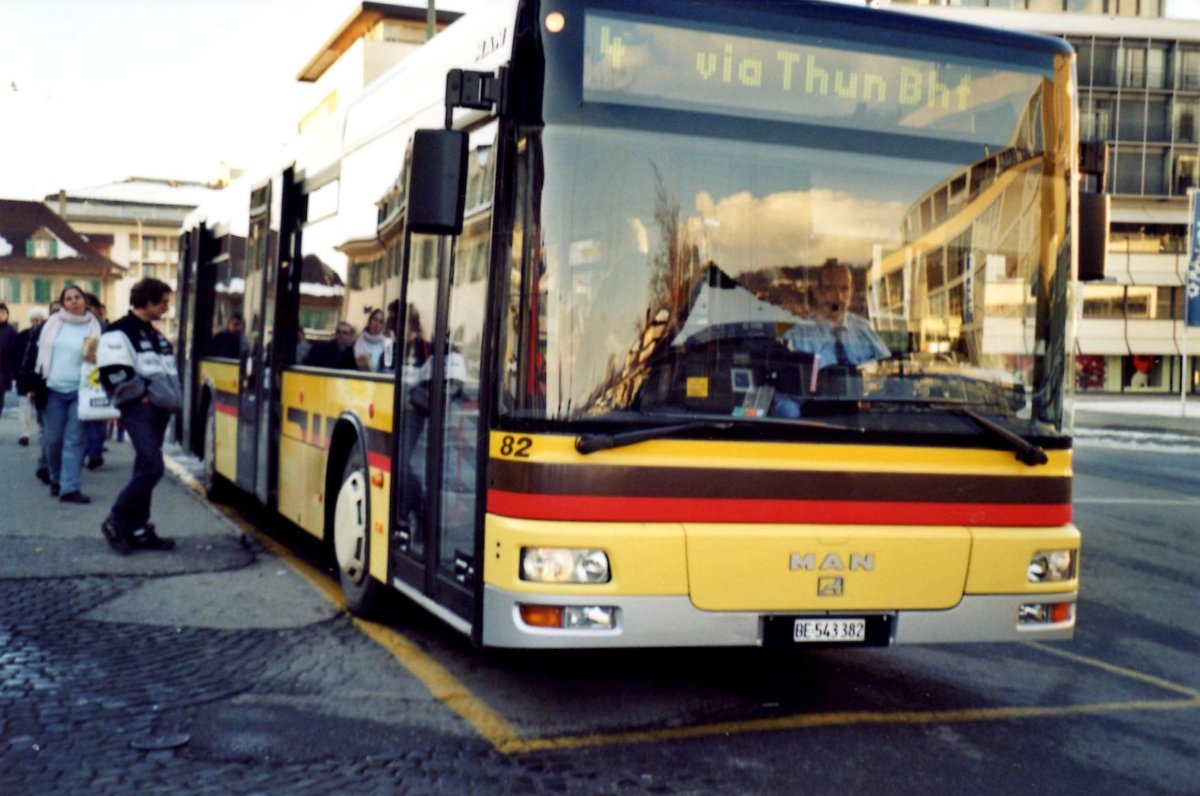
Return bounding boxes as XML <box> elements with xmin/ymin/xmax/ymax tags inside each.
<box><xmin>77</xmin><ymin>363</ymin><xmax>120</xmax><ymax>421</ymax></box>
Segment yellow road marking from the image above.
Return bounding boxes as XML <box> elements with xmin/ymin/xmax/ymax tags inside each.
<box><xmin>502</xmin><ymin>698</ymin><xmax>1200</xmax><ymax>754</ymax></box>
<box><xmin>352</xmin><ymin>618</ymin><xmax>523</xmax><ymax>751</ymax></box>
<box><xmin>1028</xmin><ymin>642</ymin><xmax>1200</xmax><ymax>699</ymax></box>
<box><xmin>169</xmin><ymin>461</ymin><xmax>1200</xmax><ymax>755</ymax></box>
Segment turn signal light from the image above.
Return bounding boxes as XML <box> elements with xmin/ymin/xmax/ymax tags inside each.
<box><xmin>518</xmin><ymin>604</ymin><xmax>563</xmax><ymax>628</ymax></box>
<box><xmin>1019</xmin><ymin>602</ymin><xmax>1074</xmax><ymax>625</ymax></box>
<box><xmin>517</xmin><ymin>604</ymin><xmax>617</xmax><ymax>630</ymax></box>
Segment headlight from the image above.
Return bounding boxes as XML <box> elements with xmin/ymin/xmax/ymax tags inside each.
<box><xmin>1028</xmin><ymin>549</ymin><xmax>1076</xmax><ymax>583</ymax></box>
<box><xmin>520</xmin><ymin>547</ymin><xmax>610</xmax><ymax>583</ymax></box>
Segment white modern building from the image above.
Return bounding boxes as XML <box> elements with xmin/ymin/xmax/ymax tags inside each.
<box><xmin>883</xmin><ymin>0</ymin><xmax>1200</xmax><ymax>394</ymax></box>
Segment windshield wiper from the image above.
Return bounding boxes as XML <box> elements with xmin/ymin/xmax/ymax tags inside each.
<box><xmin>576</xmin><ymin>421</ymin><xmax>733</xmax><ymax>454</ymax></box>
<box><xmin>815</xmin><ymin>396</ymin><xmax>1049</xmax><ymax>466</ymax></box>
<box><xmin>954</xmin><ymin>406</ymin><xmax>1048</xmax><ymax>466</ymax></box>
<box><xmin>575</xmin><ymin>416</ymin><xmax>858</xmax><ymax>454</ymax></box>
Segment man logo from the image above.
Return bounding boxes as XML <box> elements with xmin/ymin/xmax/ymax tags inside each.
<box><xmin>790</xmin><ymin>552</ymin><xmax>875</xmax><ymax>571</ymax></box>
<box><xmin>818</xmin><ymin>577</ymin><xmax>844</xmax><ymax>597</ymax></box>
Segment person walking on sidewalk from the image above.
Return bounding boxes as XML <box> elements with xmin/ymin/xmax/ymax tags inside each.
<box><xmin>82</xmin><ymin>293</ymin><xmax>110</xmax><ymax>470</ymax></box>
<box><xmin>35</xmin><ymin>286</ymin><xmax>102</xmax><ymax>504</ymax></box>
<box><xmin>13</xmin><ymin>307</ymin><xmax>48</xmax><ymax>447</ymax></box>
<box><xmin>97</xmin><ymin>278</ymin><xmax>182</xmax><ymax>554</ymax></box>
<box><xmin>0</xmin><ymin>303</ymin><xmax>18</xmax><ymax>435</ymax></box>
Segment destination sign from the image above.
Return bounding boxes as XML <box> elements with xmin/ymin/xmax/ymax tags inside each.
<box><xmin>582</xmin><ymin>13</ymin><xmax>1046</xmax><ymax>146</ymax></box>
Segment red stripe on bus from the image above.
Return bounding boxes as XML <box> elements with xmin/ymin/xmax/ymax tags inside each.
<box><xmin>215</xmin><ymin>402</ymin><xmax>238</xmax><ymax>417</ymax></box>
<box><xmin>367</xmin><ymin>451</ymin><xmax>391</xmax><ymax>472</ymax></box>
<box><xmin>486</xmin><ymin>490</ymin><xmax>1072</xmax><ymax>527</ymax></box>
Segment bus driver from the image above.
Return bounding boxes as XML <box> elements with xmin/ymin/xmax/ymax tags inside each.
<box><xmin>784</xmin><ymin>260</ymin><xmax>889</xmax><ymax>368</ymax></box>
<box><xmin>774</xmin><ymin>260</ymin><xmax>889</xmax><ymax>416</ymax></box>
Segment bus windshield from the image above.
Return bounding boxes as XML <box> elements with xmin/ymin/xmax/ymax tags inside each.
<box><xmin>499</xmin><ymin>7</ymin><xmax>1073</xmax><ymax>439</ymax></box>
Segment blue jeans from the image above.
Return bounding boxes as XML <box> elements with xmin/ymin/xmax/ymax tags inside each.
<box><xmin>85</xmin><ymin>420</ymin><xmax>106</xmax><ymax>459</ymax></box>
<box><xmin>108</xmin><ymin>400</ymin><xmax>170</xmax><ymax>533</ymax></box>
<box><xmin>43</xmin><ymin>389</ymin><xmax>85</xmax><ymax>493</ymax></box>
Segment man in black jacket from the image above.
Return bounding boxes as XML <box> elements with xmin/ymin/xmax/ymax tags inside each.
<box><xmin>97</xmin><ymin>278</ymin><xmax>181</xmax><ymax>554</ymax></box>
<box><xmin>301</xmin><ymin>321</ymin><xmax>357</xmax><ymax>370</ymax></box>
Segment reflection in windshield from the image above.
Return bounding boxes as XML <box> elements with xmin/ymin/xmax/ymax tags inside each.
<box><xmin>501</xmin><ymin>80</ymin><xmax>1066</xmax><ymax>436</ymax></box>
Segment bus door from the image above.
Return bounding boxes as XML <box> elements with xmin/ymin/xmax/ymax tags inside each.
<box><xmin>391</xmin><ymin>125</ymin><xmax>496</xmax><ymax>622</ymax></box>
<box><xmin>236</xmin><ymin>182</ymin><xmax>279</xmax><ymax>503</ymax></box>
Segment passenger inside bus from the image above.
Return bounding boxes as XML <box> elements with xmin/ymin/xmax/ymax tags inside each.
<box><xmin>302</xmin><ymin>321</ymin><xmax>357</xmax><ymax>370</ymax></box>
<box><xmin>209</xmin><ymin>314</ymin><xmax>245</xmax><ymax>359</ymax></box>
<box><xmin>354</xmin><ymin>309</ymin><xmax>394</xmax><ymax>372</ymax></box>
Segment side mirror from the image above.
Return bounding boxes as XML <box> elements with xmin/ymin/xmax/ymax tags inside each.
<box><xmin>406</xmin><ymin>129</ymin><xmax>468</xmax><ymax>235</ymax></box>
<box><xmin>1077</xmin><ymin>192</ymin><xmax>1108</xmax><ymax>282</ymax></box>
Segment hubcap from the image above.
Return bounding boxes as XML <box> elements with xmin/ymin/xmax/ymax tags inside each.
<box><xmin>334</xmin><ymin>469</ymin><xmax>368</xmax><ymax>583</ymax></box>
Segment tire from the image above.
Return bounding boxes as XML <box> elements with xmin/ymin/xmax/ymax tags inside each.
<box><xmin>333</xmin><ymin>443</ymin><xmax>382</xmax><ymax>616</ymax></box>
<box><xmin>202</xmin><ymin>401</ymin><xmax>229</xmax><ymax>502</ymax></box>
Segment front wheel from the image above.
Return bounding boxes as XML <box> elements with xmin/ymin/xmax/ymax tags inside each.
<box><xmin>202</xmin><ymin>401</ymin><xmax>229</xmax><ymax>502</ymax></box>
<box><xmin>333</xmin><ymin>444</ymin><xmax>382</xmax><ymax>616</ymax></box>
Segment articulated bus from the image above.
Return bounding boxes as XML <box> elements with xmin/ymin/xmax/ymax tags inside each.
<box><xmin>177</xmin><ymin>0</ymin><xmax>1080</xmax><ymax>649</ymax></box>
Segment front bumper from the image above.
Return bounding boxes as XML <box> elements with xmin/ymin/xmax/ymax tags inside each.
<box><xmin>480</xmin><ymin>585</ymin><xmax>1076</xmax><ymax>648</ymax></box>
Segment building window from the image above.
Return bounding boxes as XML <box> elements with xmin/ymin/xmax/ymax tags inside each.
<box><xmin>1112</xmin><ymin>0</ymin><xmax>1159</xmax><ymax>16</ymax></box>
<box><xmin>1143</xmin><ymin>148</ymin><xmax>1168</xmax><ymax>194</ymax></box>
<box><xmin>1081</xmin><ymin>96</ymin><xmax>1115</xmax><ymax>140</ymax></box>
<box><xmin>1082</xmin><ymin>284</ymin><xmax>1125</xmax><ymax>318</ymax></box>
<box><xmin>1119</xmin><ymin>45</ymin><xmax>1147</xmax><ymax>89</ymax></box>
<box><xmin>1147</xmin><ymin>44</ymin><xmax>1168</xmax><ymax>90</ymax></box>
<box><xmin>1173</xmin><ymin>153</ymin><xmax>1199</xmax><ymax>195</ymax></box>
<box><xmin>0</xmin><ymin>277</ymin><xmax>19</xmax><ymax>302</ymax></box>
<box><xmin>1155</xmin><ymin>287</ymin><xmax>1178</xmax><ymax>320</ymax></box>
<box><xmin>1114</xmin><ymin>149</ymin><xmax>1146</xmax><ymax>193</ymax></box>
<box><xmin>1084</xmin><ymin>286</ymin><xmax>1175</xmax><ymax>321</ymax></box>
<box><xmin>26</xmin><ymin>230</ymin><xmax>58</xmax><ymax>259</ymax></box>
<box><xmin>1109</xmin><ymin>223</ymin><xmax>1186</xmax><ymax>253</ymax></box>
<box><xmin>1090</xmin><ymin>40</ymin><xmax>1119</xmax><ymax>86</ymax></box>
<box><xmin>89</xmin><ymin>280</ymin><xmax>101</xmax><ymax>297</ymax></box>
<box><xmin>1125</xmin><ymin>286</ymin><xmax>1153</xmax><ymax>318</ymax></box>
<box><xmin>1118</xmin><ymin>95</ymin><xmax>1147</xmax><ymax>141</ymax></box>
<box><xmin>1180</xmin><ymin>49</ymin><xmax>1200</xmax><ymax>91</ymax></box>
<box><xmin>143</xmin><ymin>264</ymin><xmax>157</xmax><ymax>279</ymax></box>
<box><xmin>1174</xmin><ymin>100</ymin><xmax>1199</xmax><ymax>144</ymax></box>
<box><xmin>1146</xmin><ymin>97</ymin><xmax>1168</xmax><ymax>142</ymax></box>
<box><xmin>34</xmin><ymin>278</ymin><xmax>52</xmax><ymax>304</ymax></box>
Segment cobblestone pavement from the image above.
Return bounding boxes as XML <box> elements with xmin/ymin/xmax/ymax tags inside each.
<box><xmin>0</xmin><ymin>413</ymin><xmax>722</xmax><ymax>795</ymax></box>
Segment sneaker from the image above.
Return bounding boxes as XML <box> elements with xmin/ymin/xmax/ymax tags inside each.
<box><xmin>18</xmin><ymin>436</ymin><xmax>29</xmax><ymax>447</ymax></box>
<box><xmin>49</xmin><ymin>483</ymin><xmax>60</xmax><ymax>497</ymax></box>
<box><xmin>36</xmin><ymin>467</ymin><xmax>50</xmax><ymax>485</ymax></box>
<box><xmin>101</xmin><ymin>518</ymin><xmax>132</xmax><ymax>555</ymax></box>
<box><xmin>59</xmin><ymin>491</ymin><xmax>91</xmax><ymax>504</ymax></box>
<box><xmin>131</xmin><ymin>523</ymin><xmax>175</xmax><ymax>551</ymax></box>
<box><xmin>85</xmin><ymin>456</ymin><xmax>104</xmax><ymax>470</ymax></box>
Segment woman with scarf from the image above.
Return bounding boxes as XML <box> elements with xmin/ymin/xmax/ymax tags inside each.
<box><xmin>354</xmin><ymin>308</ymin><xmax>394</xmax><ymax>373</ymax></box>
<box><xmin>35</xmin><ymin>285</ymin><xmax>102</xmax><ymax>504</ymax></box>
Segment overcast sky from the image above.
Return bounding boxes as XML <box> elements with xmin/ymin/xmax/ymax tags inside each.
<box><xmin>0</xmin><ymin>0</ymin><xmax>482</xmax><ymax>200</ymax></box>
<box><xmin>1</xmin><ymin>0</ymin><xmax>1198</xmax><ymax>202</ymax></box>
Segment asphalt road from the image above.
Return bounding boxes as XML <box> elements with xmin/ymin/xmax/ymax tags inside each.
<box><xmin>1</xmin><ymin>409</ymin><xmax>1198</xmax><ymax>794</ymax></box>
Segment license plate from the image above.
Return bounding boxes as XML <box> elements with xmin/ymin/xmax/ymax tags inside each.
<box><xmin>793</xmin><ymin>618</ymin><xmax>866</xmax><ymax>643</ymax></box>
